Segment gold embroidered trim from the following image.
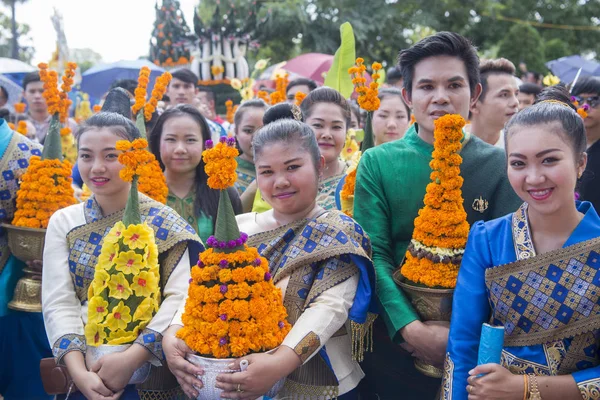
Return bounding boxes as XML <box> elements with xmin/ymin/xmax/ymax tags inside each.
<box><xmin>441</xmin><ymin>352</ymin><xmax>454</xmax><ymax>400</ymax></box>
<box><xmin>512</xmin><ymin>203</ymin><xmax>536</xmax><ymax>260</ymax></box>
<box><xmin>294</xmin><ymin>331</ymin><xmax>321</xmax><ymax>364</ymax></box>
<box><xmin>579</xmin><ymin>377</ymin><xmax>600</xmax><ymax>400</ymax></box>
<box><xmin>280</xmin><ymin>379</ymin><xmax>339</xmax><ymax>400</ymax></box>
<box><xmin>351</xmin><ymin>312</ymin><xmax>377</xmax><ymax>362</ymax></box>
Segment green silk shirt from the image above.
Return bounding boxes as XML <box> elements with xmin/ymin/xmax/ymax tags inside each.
<box><xmin>353</xmin><ymin>123</ymin><xmax>522</xmax><ymax>343</ymax></box>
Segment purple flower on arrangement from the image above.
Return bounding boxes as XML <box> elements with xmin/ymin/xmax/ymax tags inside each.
<box><xmin>219</xmin><ymin>136</ymin><xmax>227</xmax><ymax>143</ymax></box>
<box><xmin>278</xmin><ymin>321</ymin><xmax>284</xmax><ymax>329</ymax></box>
<box><xmin>220</xmin><ymin>285</ymin><xmax>228</xmax><ymax>294</ymax></box>
<box><xmin>206</xmin><ymin>236</ymin><xmax>217</xmax><ymax>247</ymax></box>
<box><xmin>583</xmin><ymin>104</ymin><xmax>590</xmax><ymax>111</ymax></box>
<box><xmin>205</xmin><ymin>140</ymin><xmax>214</xmax><ymax>149</ymax></box>
<box><xmin>219</xmin><ymin>259</ymin><xmax>228</xmax><ymax>268</ymax></box>
<box><xmin>189</xmin><ymin>278</ymin><xmax>193</xmax><ymax>284</ymax></box>
<box><xmin>235</xmin><ymin>238</ymin><xmax>244</xmax><ymax>246</ymax></box>
<box><xmin>254</xmin><ymin>258</ymin><xmax>262</xmax><ymax>266</ymax></box>
<box><xmin>571</xmin><ymin>96</ymin><xmax>577</xmax><ymax>102</ymax></box>
<box><xmin>264</xmin><ymin>272</ymin><xmax>272</xmax><ymax>281</ymax></box>
<box><xmin>219</xmin><ymin>337</ymin><xmax>228</xmax><ymax>346</ymax></box>
<box><xmin>218</xmin><ymin>242</ymin><xmax>226</xmax><ymax>249</ymax></box>
<box><xmin>227</xmin><ymin>137</ymin><xmax>236</xmax><ymax>146</ymax></box>
<box><xmin>197</xmin><ymin>260</ymin><xmax>204</xmax><ymax>268</ymax></box>
<box><xmin>240</xmin><ymin>232</ymin><xmax>248</xmax><ymax>241</ymax></box>
<box><xmin>228</xmin><ymin>240</ymin><xmax>236</xmax><ymax>248</ymax></box>
<box><xmin>220</xmin><ymin>314</ymin><xmax>227</xmax><ymax>321</ymax></box>
<box><xmin>575</xmin><ymin>191</ymin><xmax>581</xmax><ymax>200</ymax></box>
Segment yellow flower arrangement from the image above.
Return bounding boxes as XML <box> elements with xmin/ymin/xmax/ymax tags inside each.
<box><xmin>85</xmin><ymin>214</ymin><xmax>160</xmax><ymax>346</ymax></box>
<box><xmin>400</xmin><ymin>114</ymin><xmax>469</xmax><ymax>289</ymax></box>
<box><xmin>116</xmin><ymin>138</ymin><xmax>168</xmax><ymax>204</ymax></box>
<box><xmin>202</xmin><ymin>138</ymin><xmax>239</xmax><ymax>190</ymax></box>
<box><xmin>11</xmin><ymin>156</ymin><xmax>76</xmax><ymax>228</ymax></box>
<box><xmin>177</xmin><ymin>137</ymin><xmax>292</xmax><ymax>358</ymax></box>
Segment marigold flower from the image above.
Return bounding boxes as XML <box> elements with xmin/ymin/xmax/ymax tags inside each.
<box><xmin>14</xmin><ymin>102</ymin><xmax>26</xmax><ymax>114</ymax></box>
<box><xmin>132</xmin><ymin>67</ymin><xmax>151</xmax><ymax>116</ymax></box>
<box><xmin>211</xmin><ymin>65</ymin><xmax>225</xmax><ymax>76</ymax></box>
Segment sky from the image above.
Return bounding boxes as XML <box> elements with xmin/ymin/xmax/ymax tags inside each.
<box><xmin>1</xmin><ymin>0</ymin><xmax>199</xmax><ymax>65</ymax></box>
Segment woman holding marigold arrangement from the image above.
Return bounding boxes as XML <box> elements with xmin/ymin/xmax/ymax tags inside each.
<box><xmin>41</xmin><ymin>89</ymin><xmax>203</xmax><ymax>400</ymax></box>
<box><xmin>149</xmin><ymin>104</ymin><xmax>242</xmax><ymax>244</ymax></box>
<box><xmin>443</xmin><ymin>86</ymin><xmax>600</xmax><ymax>400</ymax></box>
<box><xmin>163</xmin><ymin>118</ymin><xmax>376</xmax><ymax>399</ymax></box>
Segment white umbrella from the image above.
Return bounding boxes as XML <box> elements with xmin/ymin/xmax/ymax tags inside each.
<box><xmin>0</xmin><ymin>75</ymin><xmax>24</xmax><ymax>111</ymax></box>
<box><xmin>0</xmin><ymin>58</ymin><xmax>35</xmax><ymax>74</ymax></box>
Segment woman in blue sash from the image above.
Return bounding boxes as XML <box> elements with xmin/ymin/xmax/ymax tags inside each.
<box><xmin>443</xmin><ymin>86</ymin><xmax>600</xmax><ymax>399</ymax></box>
<box><xmin>41</xmin><ymin>90</ymin><xmax>203</xmax><ymax>400</ymax></box>
<box><xmin>163</xmin><ymin>119</ymin><xmax>376</xmax><ymax>399</ymax></box>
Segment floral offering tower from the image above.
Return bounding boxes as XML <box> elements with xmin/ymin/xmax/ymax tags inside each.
<box><xmin>83</xmin><ymin>137</ymin><xmax>162</xmax><ymax>382</ymax></box>
<box><xmin>177</xmin><ymin>137</ymin><xmax>290</xmax><ymax>398</ymax></box>
<box><xmin>394</xmin><ymin>113</ymin><xmax>470</xmax><ymax>378</ymax></box>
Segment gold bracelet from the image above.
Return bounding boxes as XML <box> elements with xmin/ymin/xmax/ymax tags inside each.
<box><xmin>528</xmin><ymin>374</ymin><xmax>542</xmax><ymax>400</ymax></box>
<box><xmin>523</xmin><ymin>374</ymin><xmax>529</xmax><ymax>400</ymax></box>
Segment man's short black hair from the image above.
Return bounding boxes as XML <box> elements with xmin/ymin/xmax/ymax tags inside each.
<box><xmin>386</xmin><ymin>66</ymin><xmax>403</xmax><ymax>84</ymax></box>
<box><xmin>286</xmin><ymin>78</ymin><xmax>317</xmax><ymax>94</ymax></box>
<box><xmin>398</xmin><ymin>31</ymin><xmax>480</xmax><ymax>97</ymax></box>
<box><xmin>171</xmin><ymin>68</ymin><xmax>199</xmax><ymax>85</ymax></box>
<box><xmin>22</xmin><ymin>71</ymin><xmax>41</xmax><ymax>91</ymax></box>
<box><xmin>571</xmin><ymin>76</ymin><xmax>600</xmax><ymax>96</ymax></box>
<box><xmin>110</xmin><ymin>79</ymin><xmax>138</xmax><ymax>96</ymax></box>
<box><xmin>519</xmin><ymin>82</ymin><xmax>543</xmax><ymax>97</ymax></box>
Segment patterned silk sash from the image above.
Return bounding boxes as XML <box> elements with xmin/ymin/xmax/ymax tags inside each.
<box><xmin>66</xmin><ymin>194</ymin><xmax>202</xmax><ymax>302</ymax></box>
<box><xmin>485</xmin><ymin>203</ymin><xmax>600</xmax><ymax>347</ymax></box>
<box><xmin>0</xmin><ymin>134</ymin><xmax>42</xmax><ymax>274</ymax></box>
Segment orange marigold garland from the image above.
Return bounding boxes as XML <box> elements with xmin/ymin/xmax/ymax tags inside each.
<box><xmin>16</xmin><ymin>120</ymin><xmax>27</xmax><ymax>136</ymax></box>
<box><xmin>116</xmin><ymin>139</ymin><xmax>168</xmax><ymax>204</ymax></box>
<box><xmin>202</xmin><ymin>137</ymin><xmax>239</xmax><ymax>190</ymax></box>
<box><xmin>144</xmin><ymin>71</ymin><xmax>172</xmax><ymax>121</ymax></box>
<box><xmin>13</xmin><ymin>102</ymin><xmax>26</xmax><ymax>114</ymax></box>
<box><xmin>400</xmin><ymin>114</ymin><xmax>469</xmax><ymax>289</ymax></box>
<box><xmin>132</xmin><ymin>67</ymin><xmax>151</xmax><ymax>116</ymax></box>
<box><xmin>12</xmin><ymin>156</ymin><xmax>76</xmax><ymax>228</ymax></box>
<box><xmin>225</xmin><ymin>100</ymin><xmax>235</xmax><ymax>124</ymax></box>
<box><xmin>177</xmin><ymin>136</ymin><xmax>291</xmax><ymax>358</ymax></box>
<box><xmin>294</xmin><ymin>91</ymin><xmax>307</xmax><ymax>106</ymax></box>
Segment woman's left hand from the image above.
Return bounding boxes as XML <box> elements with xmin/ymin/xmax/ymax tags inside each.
<box><xmin>215</xmin><ymin>352</ymin><xmax>288</xmax><ymax>400</ymax></box>
<box><xmin>466</xmin><ymin>363</ymin><xmax>524</xmax><ymax>400</ymax></box>
<box><xmin>91</xmin><ymin>345</ymin><xmax>149</xmax><ymax>392</ymax></box>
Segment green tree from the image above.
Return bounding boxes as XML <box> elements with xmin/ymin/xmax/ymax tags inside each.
<box><xmin>544</xmin><ymin>38</ymin><xmax>570</xmax><ymax>62</ymax></box>
<box><xmin>0</xmin><ymin>7</ymin><xmax>33</xmax><ymax>62</ymax></box>
<box><xmin>498</xmin><ymin>24</ymin><xmax>546</xmax><ymax>74</ymax></box>
<box><xmin>1</xmin><ymin>0</ymin><xmax>28</xmax><ymax>59</ymax></box>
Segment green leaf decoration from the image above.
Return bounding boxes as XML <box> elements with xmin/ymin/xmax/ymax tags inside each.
<box><xmin>361</xmin><ymin>112</ymin><xmax>375</xmax><ymax>151</ymax></box>
<box><xmin>214</xmin><ymin>189</ymin><xmax>243</xmax><ymax>253</ymax></box>
<box><xmin>136</xmin><ymin>112</ymin><xmax>147</xmax><ymax>139</ymax></box>
<box><xmin>123</xmin><ymin>176</ymin><xmax>142</xmax><ymax>226</ymax></box>
<box><xmin>41</xmin><ymin>114</ymin><xmax>64</xmax><ymax>161</ymax></box>
<box><xmin>324</xmin><ymin>22</ymin><xmax>356</xmax><ymax>99</ymax></box>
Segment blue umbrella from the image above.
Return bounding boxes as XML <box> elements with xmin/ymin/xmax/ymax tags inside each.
<box><xmin>81</xmin><ymin>59</ymin><xmax>166</xmax><ymax>100</ymax></box>
<box><xmin>546</xmin><ymin>55</ymin><xmax>600</xmax><ymax>84</ymax></box>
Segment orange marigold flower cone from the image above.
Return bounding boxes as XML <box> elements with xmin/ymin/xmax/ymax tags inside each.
<box><xmin>132</xmin><ymin>67</ymin><xmax>151</xmax><ymax>117</ymax></box>
<box><xmin>177</xmin><ymin>137</ymin><xmax>291</xmax><ymax>358</ymax></box>
<box><xmin>399</xmin><ymin>114</ymin><xmax>469</xmax><ymax>289</ymax></box>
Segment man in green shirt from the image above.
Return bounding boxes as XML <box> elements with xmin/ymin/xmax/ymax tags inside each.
<box><xmin>354</xmin><ymin>32</ymin><xmax>522</xmax><ymax>399</ymax></box>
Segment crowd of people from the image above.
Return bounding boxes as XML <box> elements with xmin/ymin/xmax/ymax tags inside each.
<box><xmin>0</xmin><ymin>29</ymin><xmax>599</xmax><ymax>400</ymax></box>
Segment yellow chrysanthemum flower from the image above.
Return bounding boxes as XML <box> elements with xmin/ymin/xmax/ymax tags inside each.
<box><xmin>132</xmin><ymin>297</ymin><xmax>156</xmax><ymax>322</ymax></box>
<box><xmin>90</xmin><ymin>269</ymin><xmax>110</xmax><ymax>297</ymax></box>
<box><xmin>108</xmin><ymin>273</ymin><xmax>133</xmax><ymax>299</ymax></box>
<box><xmin>122</xmin><ymin>224</ymin><xmax>152</xmax><ymax>250</ymax></box>
<box><xmin>105</xmin><ymin>301</ymin><xmax>132</xmax><ymax>331</ymax></box>
<box><xmin>114</xmin><ymin>250</ymin><xmax>144</xmax><ymax>275</ymax></box>
<box><xmin>88</xmin><ymin>296</ymin><xmax>109</xmax><ymax>323</ymax></box>
<box><xmin>240</xmin><ymin>87</ymin><xmax>254</xmax><ymax>101</ymax></box>
<box><xmin>254</xmin><ymin>59</ymin><xmax>268</xmax><ymax>70</ymax></box>
<box><xmin>97</xmin><ymin>243</ymin><xmax>119</xmax><ymax>269</ymax></box>
<box><xmin>131</xmin><ymin>271</ymin><xmax>159</xmax><ymax>298</ymax></box>
<box><xmin>145</xmin><ymin>242</ymin><xmax>158</xmax><ymax>268</ymax></box>
<box><xmin>85</xmin><ymin>322</ymin><xmax>107</xmax><ymax>346</ymax></box>
<box><xmin>104</xmin><ymin>221</ymin><xmax>126</xmax><ymax>245</ymax></box>
<box><xmin>106</xmin><ymin>328</ymin><xmax>138</xmax><ymax>345</ymax></box>
<box><xmin>230</xmin><ymin>78</ymin><xmax>242</xmax><ymax>90</ymax></box>
<box><xmin>341</xmin><ymin>138</ymin><xmax>359</xmax><ymax>161</ymax></box>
